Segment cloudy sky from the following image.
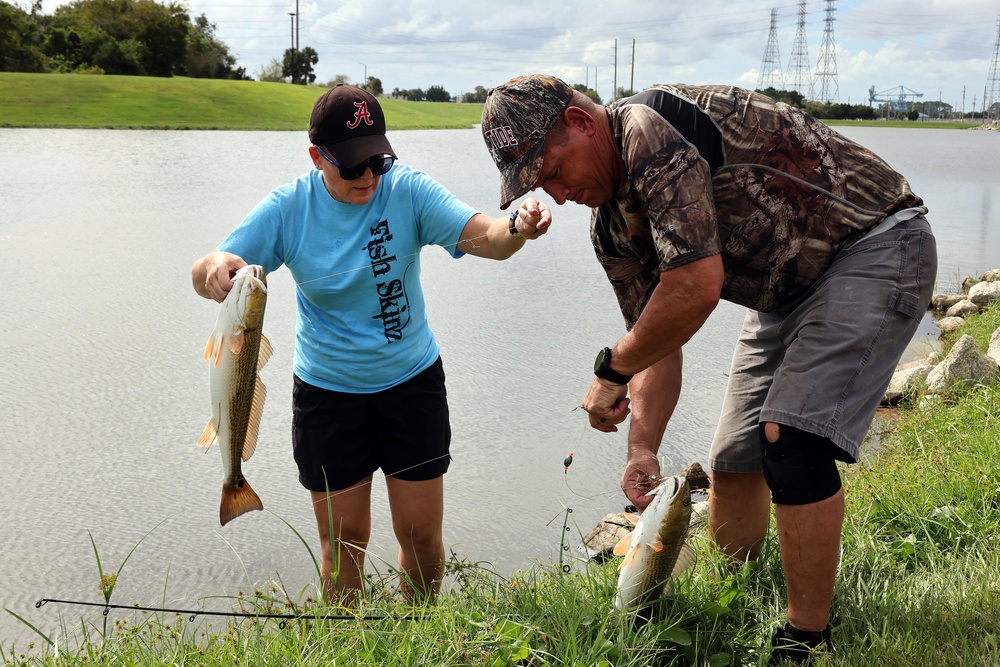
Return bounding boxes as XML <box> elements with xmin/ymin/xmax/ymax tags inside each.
<box><xmin>40</xmin><ymin>0</ymin><xmax>1000</xmax><ymax>111</ymax></box>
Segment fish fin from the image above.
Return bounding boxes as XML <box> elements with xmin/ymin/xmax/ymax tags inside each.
<box><xmin>613</xmin><ymin>532</ymin><xmax>634</xmax><ymax>557</ymax></box>
<box><xmin>647</xmin><ymin>539</ymin><xmax>665</xmax><ymax>553</ymax></box>
<box><xmin>240</xmin><ymin>375</ymin><xmax>267</xmax><ymax>462</ymax></box>
<box><xmin>671</xmin><ymin>542</ymin><xmax>698</xmax><ymax>576</ymax></box>
<box><xmin>617</xmin><ymin>546</ymin><xmax>638</xmax><ymax>571</ymax></box>
<box><xmin>204</xmin><ymin>332</ymin><xmax>225</xmax><ymax>366</ymax></box>
<box><xmin>229</xmin><ymin>328</ymin><xmax>245</xmax><ymax>355</ymax></box>
<box><xmin>623</xmin><ymin>512</ymin><xmax>640</xmax><ymax>524</ymax></box>
<box><xmin>257</xmin><ymin>335</ymin><xmax>273</xmax><ymax>371</ymax></box>
<box><xmin>220</xmin><ymin>477</ymin><xmax>264</xmax><ymax>526</ymax></box>
<box><xmin>197</xmin><ymin>418</ymin><xmax>217</xmax><ymax>449</ymax></box>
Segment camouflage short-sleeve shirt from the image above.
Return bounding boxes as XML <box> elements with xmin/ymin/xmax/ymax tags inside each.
<box><xmin>594</xmin><ymin>84</ymin><xmax>923</xmax><ymax>326</ymax></box>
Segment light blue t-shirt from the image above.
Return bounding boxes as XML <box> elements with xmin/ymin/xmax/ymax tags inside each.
<box><xmin>219</xmin><ymin>165</ymin><xmax>478</xmax><ymax>393</ymax></box>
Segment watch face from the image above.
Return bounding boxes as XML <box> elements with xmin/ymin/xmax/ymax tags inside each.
<box><xmin>594</xmin><ymin>348</ymin><xmax>607</xmax><ymax>372</ymax></box>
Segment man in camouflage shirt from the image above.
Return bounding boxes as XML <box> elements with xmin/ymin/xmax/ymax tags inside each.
<box><xmin>481</xmin><ymin>75</ymin><xmax>937</xmax><ymax>664</ymax></box>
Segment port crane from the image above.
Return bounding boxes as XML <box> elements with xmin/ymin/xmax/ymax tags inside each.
<box><xmin>868</xmin><ymin>85</ymin><xmax>924</xmax><ymax>114</ymax></box>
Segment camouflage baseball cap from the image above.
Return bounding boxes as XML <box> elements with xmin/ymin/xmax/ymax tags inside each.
<box><xmin>481</xmin><ymin>75</ymin><xmax>574</xmax><ymax>210</ymax></box>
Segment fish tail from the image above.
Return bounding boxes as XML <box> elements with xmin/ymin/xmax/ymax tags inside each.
<box><xmin>220</xmin><ymin>476</ymin><xmax>264</xmax><ymax>526</ymax></box>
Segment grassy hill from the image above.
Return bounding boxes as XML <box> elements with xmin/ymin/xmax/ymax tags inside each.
<box><xmin>0</xmin><ymin>72</ymin><xmax>485</xmax><ymax>131</ymax></box>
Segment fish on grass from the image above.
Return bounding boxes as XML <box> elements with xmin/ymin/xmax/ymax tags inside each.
<box><xmin>197</xmin><ymin>265</ymin><xmax>272</xmax><ymax>526</ymax></box>
<box><xmin>613</xmin><ymin>475</ymin><xmax>696</xmax><ymax>611</ymax></box>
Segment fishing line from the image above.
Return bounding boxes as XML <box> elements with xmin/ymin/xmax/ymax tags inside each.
<box><xmin>295</xmin><ymin>227</ymin><xmax>550</xmax><ymax>287</ymax></box>
<box><xmin>33</xmin><ymin>598</ymin><xmax>424</xmax><ymax>626</ymax></box>
<box><xmin>559</xmin><ymin>415</ymin><xmax>624</xmax><ymax>502</ymax></box>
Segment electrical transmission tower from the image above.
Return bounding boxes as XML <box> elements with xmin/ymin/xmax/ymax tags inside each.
<box><xmin>785</xmin><ymin>0</ymin><xmax>813</xmax><ymax>99</ymax></box>
<box><xmin>757</xmin><ymin>9</ymin><xmax>784</xmax><ymax>90</ymax></box>
<box><xmin>814</xmin><ymin>0</ymin><xmax>840</xmax><ymax>103</ymax></box>
<box><xmin>985</xmin><ymin>13</ymin><xmax>1000</xmax><ymax>124</ymax></box>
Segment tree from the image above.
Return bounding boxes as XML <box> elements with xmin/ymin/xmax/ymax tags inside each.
<box><xmin>93</xmin><ymin>36</ymin><xmax>146</xmax><ymax>74</ymax></box>
<box><xmin>397</xmin><ymin>88</ymin><xmax>425</xmax><ymax>101</ymax></box>
<box><xmin>572</xmin><ymin>83</ymin><xmax>601</xmax><ymax>105</ymax></box>
<box><xmin>0</xmin><ymin>1</ymin><xmax>47</xmax><ymax>72</ymax></box>
<box><xmin>461</xmin><ymin>85</ymin><xmax>489</xmax><ymax>104</ymax></box>
<box><xmin>425</xmin><ymin>84</ymin><xmax>450</xmax><ymax>102</ymax></box>
<box><xmin>256</xmin><ymin>58</ymin><xmax>285</xmax><ymax>82</ymax></box>
<box><xmin>282</xmin><ymin>46</ymin><xmax>317</xmax><ymax>84</ymax></box>
<box><xmin>183</xmin><ymin>13</ymin><xmax>247</xmax><ymax>79</ymax></box>
<box><xmin>757</xmin><ymin>87</ymin><xmax>806</xmax><ymax>108</ymax></box>
<box><xmin>48</xmin><ymin>0</ymin><xmax>190</xmax><ymax>76</ymax></box>
<box><xmin>363</xmin><ymin>76</ymin><xmax>383</xmax><ymax>96</ymax></box>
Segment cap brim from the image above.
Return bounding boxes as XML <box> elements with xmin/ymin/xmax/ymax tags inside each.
<box><xmin>498</xmin><ymin>139</ymin><xmax>546</xmax><ymax>210</ymax></box>
<box><xmin>325</xmin><ymin>134</ymin><xmax>397</xmax><ymax>167</ymax></box>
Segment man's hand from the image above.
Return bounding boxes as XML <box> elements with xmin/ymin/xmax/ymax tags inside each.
<box><xmin>582</xmin><ymin>377</ymin><xmax>630</xmax><ymax>432</ymax></box>
<box><xmin>510</xmin><ymin>197</ymin><xmax>552</xmax><ymax>238</ymax></box>
<box><xmin>621</xmin><ymin>449</ymin><xmax>661</xmax><ymax>511</ymax></box>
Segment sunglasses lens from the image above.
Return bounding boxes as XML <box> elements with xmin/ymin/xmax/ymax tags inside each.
<box><xmin>340</xmin><ymin>164</ymin><xmax>366</xmax><ymax>180</ymax></box>
<box><xmin>334</xmin><ymin>155</ymin><xmax>395</xmax><ymax>180</ymax></box>
<box><xmin>372</xmin><ymin>156</ymin><xmax>395</xmax><ymax>175</ymax></box>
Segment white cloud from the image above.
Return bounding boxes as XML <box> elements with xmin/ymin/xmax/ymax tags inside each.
<box><xmin>36</xmin><ymin>0</ymin><xmax>1000</xmax><ymax>107</ymax></box>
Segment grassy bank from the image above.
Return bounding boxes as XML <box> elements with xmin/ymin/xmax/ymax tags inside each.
<box><xmin>823</xmin><ymin>118</ymin><xmax>983</xmax><ymax>129</ymax></box>
<box><xmin>0</xmin><ymin>73</ymin><xmax>484</xmax><ymax>131</ymax></box>
<box><xmin>0</xmin><ymin>73</ymin><xmax>986</xmax><ymax>132</ymax></box>
<box><xmin>4</xmin><ymin>304</ymin><xmax>999</xmax><ymax>665</ymax></box>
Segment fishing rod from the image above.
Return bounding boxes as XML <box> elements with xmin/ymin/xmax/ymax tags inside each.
<box><xmin>33</xmin><ymin>598</ymin><xmax>425</xmax><ymax>626</ymax></box>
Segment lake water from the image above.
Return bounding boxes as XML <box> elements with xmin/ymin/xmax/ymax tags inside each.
<box><xmin>1</xmin><ymin>125</ymin><xmax>997</xmax><ymax>648</ymax></box>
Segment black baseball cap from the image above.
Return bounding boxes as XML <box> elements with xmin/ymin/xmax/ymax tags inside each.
<box><xmin>309</xmin><ymin>84</ymin><xmax>396</xmax><ymax>166</ymax></box>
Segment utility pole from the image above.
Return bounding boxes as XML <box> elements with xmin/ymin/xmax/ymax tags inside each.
<box><xmin>630</xmin><ymin>39</ymin><xmax>635</xmax><ymax>95</ymax></box>
<box><xmin>757</xmin><ymin>8</ymin><xmax>783</xmax><ymax>91</ymax></box>
<box><xmin>613</xmin><ymin>39</ymin><xmax>618</xmax><ymax>101</ymax></box>
<box><xmin>287</xmin><ymin>12</ymin><xmax>296</xmax><ymax>84</ymax></box>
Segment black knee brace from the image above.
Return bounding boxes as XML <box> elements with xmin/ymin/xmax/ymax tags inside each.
<box><xmin>759</xmin><ymin>423</ymin><xmax>844</xmax><ymax>505</ymax></box>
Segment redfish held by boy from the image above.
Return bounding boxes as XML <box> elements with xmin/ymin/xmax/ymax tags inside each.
<box><xmin>197</xmin><ymin>265</ymin><xmax>272</xmax><ymax>526</ymax></box>
<box><xmin>613</xmin><ymin>475</ymin><xmax>696</xmax><ymax>611</ymax></box>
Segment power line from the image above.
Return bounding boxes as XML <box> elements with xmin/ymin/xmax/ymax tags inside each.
<box><xmin>985</xmin><ymin>13</ymin><xmax>1000</xmax><ymax>124</ymax></box>
<box><xmin>814</xmin><ymin>0</ymin><xmax>839</xmax><ymax>103</ymax></box>
<box><xmin>757</xmin><ymin>8</ymin><xmax>784</xmax><ymax>90</ymax></box>
<box><xmin>785</xmin><ymin>0</ymin><xmax>813</xmax><ymax>99</ymax></box>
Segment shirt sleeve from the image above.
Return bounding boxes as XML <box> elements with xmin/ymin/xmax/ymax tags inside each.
<box><xmin>217</xmin><ymin>190</ymin><xmax>286</xmax><ymax>275</ymax></box>
<box><xmin>405</xmin><ymin>169</ymin><xmax>479</xmax><ymax>258</ymax></box>
<box><xmin>620</xmin><ymin>105</ymin><xmax>722</xmax><ymax>273</ymax></box>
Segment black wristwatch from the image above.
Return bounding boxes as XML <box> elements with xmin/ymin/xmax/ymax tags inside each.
<box><xmin>508</xmin><ymin>210</ymin><xmax>524</xmax><ymax>237</ymax></box>
<box><xmin>594</xmin><ymin>347</ymin><xmax>633</xmax><ymax>385</ymax></box>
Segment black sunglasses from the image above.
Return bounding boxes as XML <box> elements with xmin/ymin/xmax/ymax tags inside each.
<box><xmin>315</xmin><ymin>146</ymin><xmax>395</xmax><ymax>180</ymax></box>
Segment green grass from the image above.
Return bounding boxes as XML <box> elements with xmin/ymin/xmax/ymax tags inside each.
<box><xmin>4</xmin><ymin>303</ymin><xmax>999</xmax><ymax>665</ymax></box>
<box><xmin>1</xmin><ymin>72</ymin><xmax>986</xmax><ymax>132</ymax></box>
<box><xmin>0</xmin><ymin>73</ymin><xmax>485</xmax><ymax>131</ymax></box>
<box><xmin>823</xmin><ymin>119</ymin><xmax>983</xmax><ymax>129</ymax></box>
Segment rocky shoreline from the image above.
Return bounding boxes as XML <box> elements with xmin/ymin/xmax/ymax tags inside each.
<box><xmin>884</xmin><ymin>268</ymin><xmax>1000</xmax><ymax>406</ymax></box>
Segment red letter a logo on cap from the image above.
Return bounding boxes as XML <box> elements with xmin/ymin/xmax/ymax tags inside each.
<box><xmin>347</xmin><ymin>101</ymin><xmax>374</xmax><ymax>129</ymax></box>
